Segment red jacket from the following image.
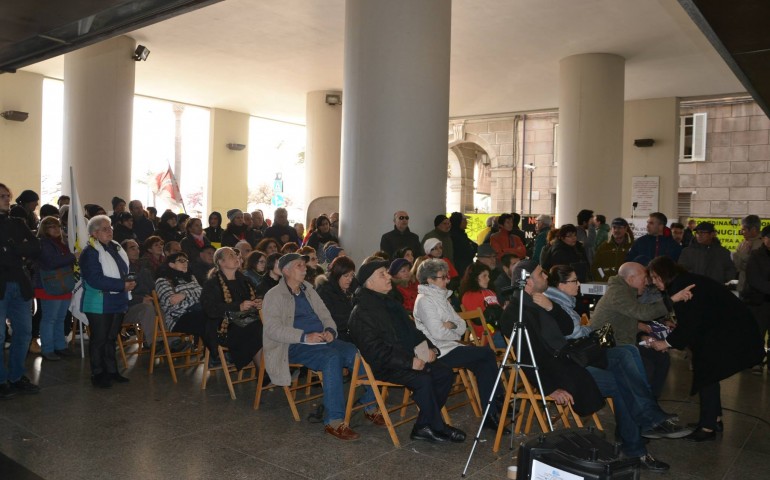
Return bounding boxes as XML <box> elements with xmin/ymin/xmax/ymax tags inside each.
<box><xmin>490</xmin><ymin>228</ymin><xmax>526</xmax><ymax>261</ymax></box>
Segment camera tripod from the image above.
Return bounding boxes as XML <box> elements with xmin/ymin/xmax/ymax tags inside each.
<box><xmin>461</xmin><ymin>268</ymin><xmax>554</xmax><ymax>477</ymax></box>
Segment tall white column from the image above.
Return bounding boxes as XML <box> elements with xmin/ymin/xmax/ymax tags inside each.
<box><xmin>63</xmin><ymin>36</ymin><xmax>135</xmax><ymax>207</ymax></box>
<box><xmin>340</xmin><ymin>0</ymin><xmax>451</xmax><ymax>262</ymax></box>
<box><xmin>305</xmin><ymin>90</ymin><xmax>342</xmax><ymax>223</ymax></box>
<box><xmin>557</xmin><ymin>53</ymin><xmax>625</xmax><ymax>225</ymax></box>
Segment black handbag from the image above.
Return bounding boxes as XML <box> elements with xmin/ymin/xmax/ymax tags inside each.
<box><xmin>225</xmin><ymin>309</ymin><xmax>260</xmax><ymax>328</ymax></box>
<box><xmin>557</xmin><ymin>323</ymin><xmax>616</xmax><ymax>369</ymax></box>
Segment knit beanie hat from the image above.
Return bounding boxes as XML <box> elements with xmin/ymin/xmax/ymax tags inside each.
<box><xmin>227</xmin><ymin>209</ymin><xmax>243</xmax><ymax>221</ymax></box>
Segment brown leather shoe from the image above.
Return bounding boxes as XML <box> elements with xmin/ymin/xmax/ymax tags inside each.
<box><xmin>325</xmin><ymin>423</ymin><xmax>360</xmax><ymax>441</ymax></box>
<box><xmin>364</xmin><ymin>410</ymin><xmax>386</xmax><ymax>426</ymax></box>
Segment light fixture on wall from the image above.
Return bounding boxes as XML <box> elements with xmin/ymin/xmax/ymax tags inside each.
<box><xmin>226</xmin><ymin>143</ymin><xmax>246</xmax><ymax>151</ymax></box>
<box><xmin>0</xmin><ymin>110</ymin><xmax>29</xmax><ymax>122</ymax></box>
<box><xmin>325</xmin><ymin>94</ymin><xmax>341</xmax><ymax>106</ymax></box>
<box><xmin>132</xmin><ymin>45</ymin><xmax>150</xmax><ymax>61</ymax></box>
<box><xmin>633</xmin><ymin>138</ymin><xmax>655</xmax><ymax>147</ymax></box>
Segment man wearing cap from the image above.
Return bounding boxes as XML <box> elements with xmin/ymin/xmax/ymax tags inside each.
<box><xmin>532</xmin><ymin>214</ymin><xmax>552</xmax><ymax>263</ymax></box>
<box><xmin>626</xmin><ymin>212</ymin><xmax>681</xmax><ymax>265</ymax></box>
<box><xmin>499</xmin><ymin>260</ymin><xmax>675</xmax><ymax>472</ymax></box>
<box><xmin>678</xmin><ymin>222</ymin><xmax>736</xmax><ymax>284</ymax></box>
<box><xmin>128</xmin><ymin>200</ymin><xmax>155</xmax><ymax>243</ymax></box>
<box><xmin>591</xmin><ymin>218</ymin><xmax>633</xmax><ymax>281</ymax></box>
<box><xmin>744</xmin><ymin>225</ymin><xmax>770</xmax><ymax>372</ymax></box>
<box><xmin>421</xmin><ymin>215</ymin><xmax>454</xmax><ymax>264</ymax></box>
<box><xmin>349</xmin><ymin>260</ymin><xmax>465</xmax><ymax>444</ymax></box>
<box><xmin>380</xmin><ymin>210</ymin><xmax>423</xmax><ymax>259</ymax></box>
<box><xmin>475</xmin><ymin>244</ymin><xmax>500</xmax><ymax>283</ymax></box>
<box><xmin>262</xmin><ymin>253</ymin><xmax>377</xmax><ymax>441</ymax></box>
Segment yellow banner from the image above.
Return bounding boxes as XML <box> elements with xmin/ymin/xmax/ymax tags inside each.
<box><xmin>689</xmin><ymin>217</ymin><xmax>770</xmax><ymax>252</ymax></box>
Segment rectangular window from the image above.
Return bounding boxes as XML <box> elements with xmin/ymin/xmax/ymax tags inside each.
<box><xmin>677</xmin><ymin>192</ymin><xmax>692</xmax><ymax>218</ymax></box>
<box><xmin>679</xmin><ymin>112</ymin><xmax>707</xmax><ymax>161</ymax></box>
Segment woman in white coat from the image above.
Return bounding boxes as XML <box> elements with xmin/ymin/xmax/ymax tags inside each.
<box><xmin>413</xmin><ymin>259</ymin><xmax>504</xmax><ymax>431</ymax></box>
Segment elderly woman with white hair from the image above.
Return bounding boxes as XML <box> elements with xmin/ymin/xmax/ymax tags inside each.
<box><xmin>79</xmin><ymin>215</ymin><xmax>136</xmax><ymax>388</ymax></box>
<box><xmin>412</xmin><ymin>259</ymin><xmax>505</xmax><ymax>431</ymax></box>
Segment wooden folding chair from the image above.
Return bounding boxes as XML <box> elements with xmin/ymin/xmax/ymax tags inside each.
<box><xmin>445</xmin><ymin>368</ymin><xmax>482</xmax><ymax>417</ymax></box>
<box><xmin>344</xmin><ymin>353</ymin><xmax>451</xmax><ymax>447</ymax></box>
<box><xmin>147</xmin><ymin>291</ymin><xmax>203</xmax><ymax>382</ymax></box>
<box><xmin>253</xmin><ymin>351</ymin><xmax>324</xmax><ymax>421</ymax></box>
<box><xmin>459</xmin><ymin>307</ymin><xmax>502</xmax><ymax>354</ymax></box>
<box><xmin>116</xmin><ymin>320</ymin><xmax>150</xmax><ymax>370</ymax></box>
<box><xmin>200</xmin><ymin>344</ymin><xmax>257</xmax><ymax>400</ymax></box>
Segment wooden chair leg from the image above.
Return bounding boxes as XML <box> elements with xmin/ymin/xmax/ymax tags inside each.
<box><xmin>201</xmin><ymin>348</ymin><xmax>211</xmax><ymax>390</ymax></box>
<box><xmin>219</xmin><ymin>346</ymin><xmax>236</xmax><ymax>400</ymax></box>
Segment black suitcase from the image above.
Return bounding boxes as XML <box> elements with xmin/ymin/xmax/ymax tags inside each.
<box><xmin>517</xmin><ymin>427</ymin><xmax>640</xmax><ymax>479</ymax></box>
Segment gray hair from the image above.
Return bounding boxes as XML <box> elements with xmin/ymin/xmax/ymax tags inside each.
<box><xmin>416</xmin><ymin>258</ymin><xmax>448</xmax><ymax>284</ymax></box>
<box><xmin>87</xmin><ymin>215</ymin><xmax>111</xmax><ymax>235</ymax></box>
<box><xmin>743</xmin><ymin>214</ymin><xmax>761</xmax><ymax>231</ymax></box>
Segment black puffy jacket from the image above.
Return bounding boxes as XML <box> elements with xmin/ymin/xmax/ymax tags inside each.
<box><xmin>349</xmin><ymin>287</ymin><xmax>436</xmax><ymax>377</ymax></box>
<box><xmin>317</xmin><ymin>278</ymin><xmax>354</xmax><ymax>340</ymax></box>
<box><xmin>0</xmin><ymin>213</ymin><xmax>41</xmax><ymax>300</ymax></box>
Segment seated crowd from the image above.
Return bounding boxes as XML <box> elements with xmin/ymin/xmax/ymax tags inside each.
<box><xmin>1</xmin><ymin>183</ymin><xmax>766</xmax><ymax>473</ymax></box>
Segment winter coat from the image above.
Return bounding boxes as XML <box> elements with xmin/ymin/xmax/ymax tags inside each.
<box><xmin>316</xmin><ymin>278</ymin><xmax>354</xmax><ymax>339</ymax></box>
<box><xmin>261</xmin><ymin>279</ymin><xmax>337</xmax><ymax>386</ymax></box>
<box><xmin>380</xmin><ymin>227</ymin><xmax>423</xmax><ymax>259</ymax></box>
<box><xmin>590</xmin><ymin>275</ymin><xmax>668</xmax><ymax>344</ymax></box>
<box><xmin>626</xmin><ymin>234</ymin><xmax>681</xmax><ymax>265</ymax></box>
<box><xmin>542</xmin><ymin>239</ymin><xmax>590</xmax><ymax>282</ymax></box>
<box><xmin>734</xmin><ymin>236</ymin><xmax>764</xmax><ymax>295</ymax></box>
<box><xmin>665</xmin><ymin>272</ymin><xmax>764</xmax><ymax>394</ymax></box>
<box><xmin>449</xmin><ymin>226</ymin><xmax>477</xmax><ymax>279</ymax></box>
<box><xmin>678</xmin><ymin>239</ymin><xmax>736</xmax><ymax>284</ymax></box>
<box><xmin>180</xmin><ymin>234</ymin><xmax>211</xmax><ymax>261</ymax></box>
<box><xmin>413</xmin><ymin>284</ymin><xmax>466</xmax><ymax>357</ymax></box>
<box><xmin>743</xmin><ymin>245</ymin><xmax>770</xmax><ymax>305</ymax></box>
<box><xmin>0</xmin><ymin>213</ymin><xmax>40</xmax><ymax>300</ymax></box>
<box><xmin>490</xmin><ymin>228</ymin><xmax>526</xmax><ymax>261</ymax></box>
<box><xmin>499</xmin><ymin>292</ymin><xmax>604</xmax><ymax>416</ymax></box>
<box><xmin>349</xmin><ymin>287</ymin><xmax>436</xmax><ymax>378</ymax></box>
<box><xmin>79</xmin><ymin>241</ymin><xmax>130</xmax><ymax>314</ymax></box>
<box><xmin>591</xmin><ymin>237</ymin><xmax>633</xmax><ymax>281</ymax></box>
<box><xmin>34</xmin><ymin>236</ymin><xmax>76</xmax><ymax>300</ymax></box>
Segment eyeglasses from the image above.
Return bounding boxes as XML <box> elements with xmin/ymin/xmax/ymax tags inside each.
<box><xmin>398</xmin><ymin>216</ymin><xmax>409</xmax><ymax>220</ymax></box>
<box><xmin>175</xmin><ymin>258</ymin><xmax>189</xmax><ymax>264</ymax></box>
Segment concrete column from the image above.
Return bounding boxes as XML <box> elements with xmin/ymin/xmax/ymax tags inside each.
<box><xmin>340</xmin><ymin>0</ymin><xmax>451</xmax><ymax>262</ymax></box>
<box><xmin>557</xmin><ymin>53</ymin><xmax>625</xmax><ymax>225</ymax></box>
<box><xmin>305</xmin><ymin>90</ymin><xmax>342</xmax><ymax>223</ymax></box>
<box><xmin>62</xmin><ymin>36</ymin><xmax>135</xmax><ymax>207</ymax></box>
<box><xmin>0</xmin><ymin>71</ymin><xmax>43</xmax><ymax>196</ymax></box>
<box><xmin>208</xmin><ymin>108</ymin><xmax>250</xmax><ymax>215</ymax></box>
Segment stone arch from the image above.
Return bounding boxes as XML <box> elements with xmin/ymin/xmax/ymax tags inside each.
<box><xmin>447</xmin><ymin>140</ymin><xmax>492</xmax><ymax>213</ymax></box>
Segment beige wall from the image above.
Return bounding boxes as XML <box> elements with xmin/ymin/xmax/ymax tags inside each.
<box><xmin>622</xmin><ymin>97</ymin><xmax>680</xmax><ymax>220</ymax></box>
<box><xmin>208</xmin><ymin>108</ymin><xmax>250</xmax><ymax>215</ymax></box>
<box><xmin>0</xmin><ymin>71</ymin><xmax>43</xmax><ymax>194</ymax></box>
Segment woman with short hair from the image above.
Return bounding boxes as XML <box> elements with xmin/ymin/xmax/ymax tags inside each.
<box><xmin>140</xmin><ymin>235</ymin><xmax>165</xmax><ymax>278</ymax></box>
<box><xmin>154</xmin><ymin>252</ymin><xmax>206</xmax><ymax>344</ymax></box>
<box><xmin>157</xmin><ymin>211</ymin><xmax>183</xmax><ymax>243</ymax></box>
<box><xmin>204</xmin><ymin>211</ymin><xmax>224</xmax><ymax>248</ymax></box>
<box><xmin>413</xmin><ymin>259</ymin><xmax>504</xmax><ymax>431</ymax></box>
<box><xmin>80</xmin><ymin>215</ymin><xmax>135</xmax><ymax>388</ymax></box>
<box><xmin>540</xmin><ymin>224</ymin><xmax>590</xmax><ymax>282</ymax></box>
<box><xmin>180</xmin><ymin>217</ymin><xmax>211</xmax><ymax>260</ymax></box>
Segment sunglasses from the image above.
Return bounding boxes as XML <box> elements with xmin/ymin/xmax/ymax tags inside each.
<box><xmin>398</xmin><ymin>216</ymin><xmax>409</xmax><ymax>220</ymax></box>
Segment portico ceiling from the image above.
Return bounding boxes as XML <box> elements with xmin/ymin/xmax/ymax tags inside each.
<box><xmin>21</xmin><ymin>0</ymin><xmax>744</xmax><ymax>124</ymax></box>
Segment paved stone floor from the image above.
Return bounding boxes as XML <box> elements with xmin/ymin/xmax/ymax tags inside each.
<box><xmin>1</xmin><ymin>346</ymin><xmax>769</xmax><ymax>479</ymax></box>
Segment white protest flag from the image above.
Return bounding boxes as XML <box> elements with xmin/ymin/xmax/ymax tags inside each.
<box><xmin>67</xmin><ymin>167</ymin><xmax>90</xmax><ymax>328</ymax></box>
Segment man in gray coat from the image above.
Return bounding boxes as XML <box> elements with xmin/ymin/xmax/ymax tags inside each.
<box><xmin>262</xmin><ymin>253</ymin><xmax>377</xmax><ymax>441</ymax></box>
<box><xmin>591</xmin><ymin>262</ymin><xmax>671</xmax><ymax>397</ymax></box>
<box><xmin>678</xmin><ymin>222</ymin><xmax>736</xmax><ymax>284</ymax></box>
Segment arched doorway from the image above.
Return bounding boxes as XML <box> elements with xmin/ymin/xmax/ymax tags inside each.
<box><xmin>447</xmin><ymin>142</ymin><xmax>492</xmax><ymax>213</ymax></box>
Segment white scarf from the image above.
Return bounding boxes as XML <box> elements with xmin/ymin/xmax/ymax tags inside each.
<box><xmin>90</xmin><ymin>237</ymin><xmax>131</xmax><ymax>300</ymax></box>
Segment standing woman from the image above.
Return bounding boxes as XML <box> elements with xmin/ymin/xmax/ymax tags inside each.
<box><xmin>647</xmin><ymin>256</ymin><xmax>764</xmax><ymax>441</ymax></box>
<box><xmin>34</xmin><ymin>216</ymin><xmax>77</xmax><ymax>360</ymax></box>
<box><xmin>200</xmin><ymin>247</ymin><xmax>263</xmax><ymax>370</ymax></box>
<box><xmin>204</xmin><ymin>212</ymin><xmax>224</xmax><ymax>248</ymax></box>
<box><xmin>79</xmin><ymin>215</ymin><xmax>136</xmax><ymax>388</ymax></box>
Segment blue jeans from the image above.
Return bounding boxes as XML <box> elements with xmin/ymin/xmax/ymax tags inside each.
<box><xmin>39</xmin><ymin>298</ymin><xmax>71</xmax><ymax>353</ymax></box>
<box><xmin>587</xmin><ymin>346</ymin><xmax>669</xmax><ymax>457</ymax></box>
<box><xmin>289</xmin><ymin>339</ymin><xmax>374</xmax><ymax>424</ymax></box>
<box><xmin>0</xmin><ymin>282</ymin><xmax>33</xmax><ymax>383</ymax></box>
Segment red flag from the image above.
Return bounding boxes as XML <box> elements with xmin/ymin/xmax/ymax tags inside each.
<box><xmin>152</xmin><ymin>167</ymin><xmax>183</xmax><ymax>205</ymax></box>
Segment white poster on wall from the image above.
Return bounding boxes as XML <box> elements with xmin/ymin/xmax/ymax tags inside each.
<box><xmin>631</xmin><ymin>176</ymin><xmax>660</xmax><ymax>217</ymax></box>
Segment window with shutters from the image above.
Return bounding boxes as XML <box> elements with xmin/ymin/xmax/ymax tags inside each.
<box><xmin>679</xmin><ymin>113</ymin><xmax>707</xmax><ymax>161</ymax></box>
<box><xmin>677</xmin><ymin>192</ymin><xmax>692</xmax><ymax>218</ymax></box>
